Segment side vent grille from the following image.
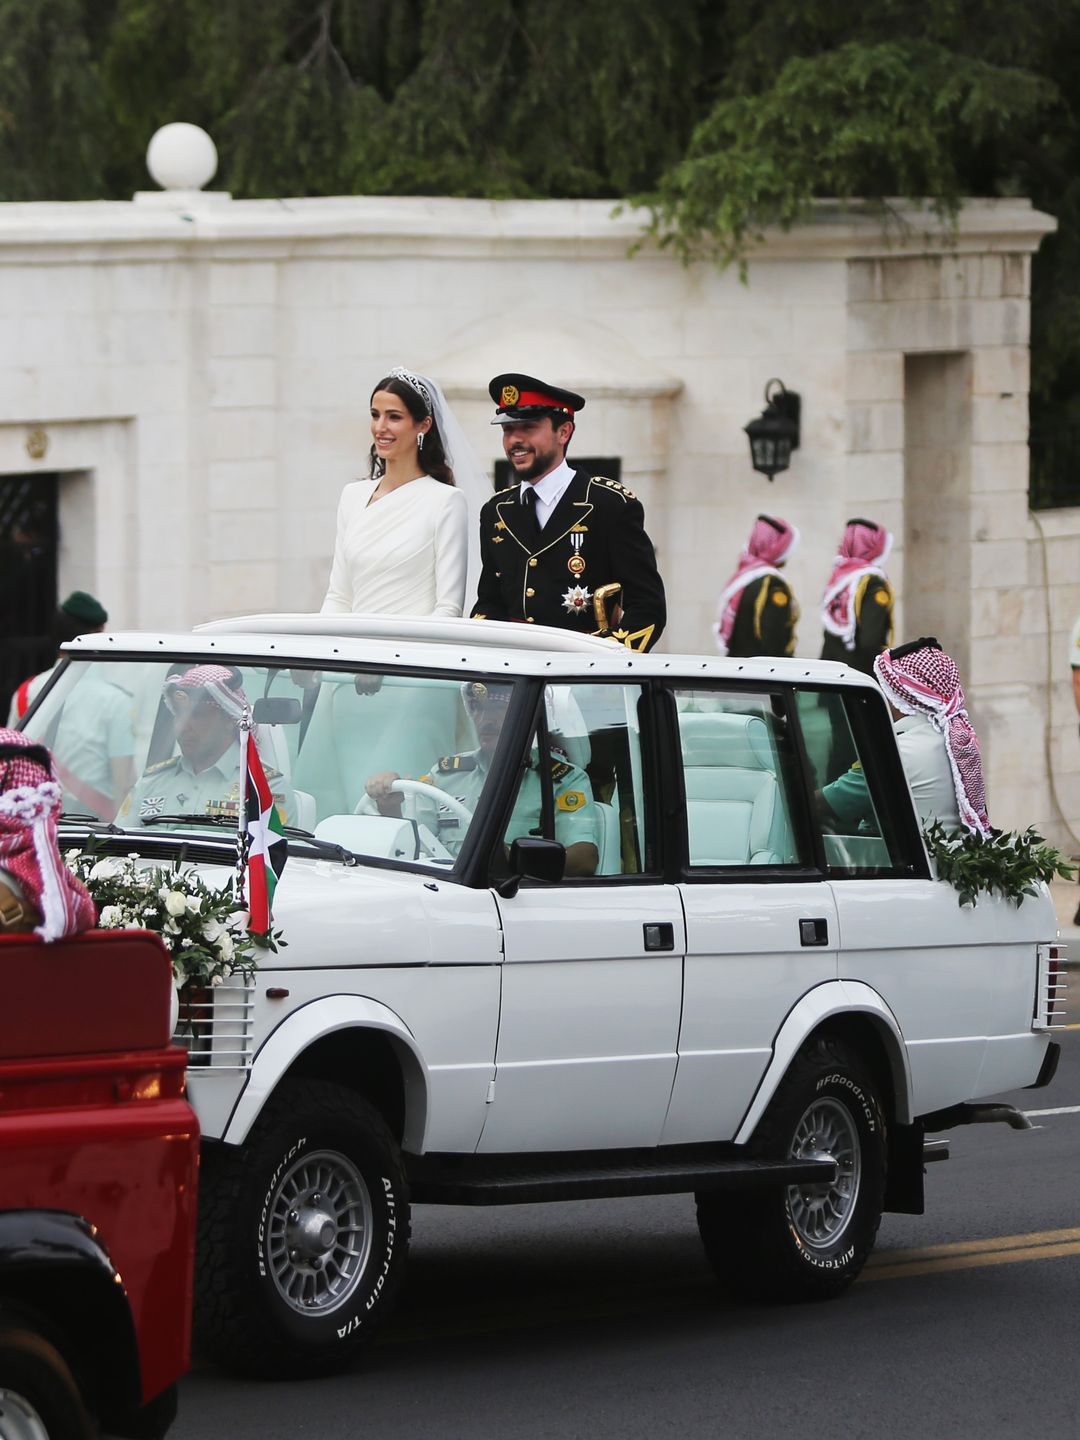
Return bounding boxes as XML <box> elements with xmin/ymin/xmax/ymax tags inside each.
<box><xmin>1034</xmin><ymin>943</ymin><xmax>1068</xmax><ymax>1031</ymax></box>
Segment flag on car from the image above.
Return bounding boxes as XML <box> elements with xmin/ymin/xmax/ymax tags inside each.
<box><xmin>240</xmin><ymin>726</ymin><xmax>287</xmax><ymax>936</ymax></box>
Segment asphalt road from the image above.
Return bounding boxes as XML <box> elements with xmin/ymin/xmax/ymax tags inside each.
<box><xmin>173</xmin><ymin>1032</ymin><xmax>1080</xmax><ymax>1440</ymax></box>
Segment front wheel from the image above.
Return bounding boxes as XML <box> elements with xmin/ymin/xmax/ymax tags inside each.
<box><xmin>696</xmin><ymin>1037</ymin><xmax>886</xmax><ymax>1302</ymax></box>
<box><xmin>0</xmin><ymin>1322</ymin><xmax>94</xmax><ymax>1440</ymax></box>
<box><xmin>195</xmin><ymin>1079</ymin><xmax>410</xmax><ymax>1378</ymax></box>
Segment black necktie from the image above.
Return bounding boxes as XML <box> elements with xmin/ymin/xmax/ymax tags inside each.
<box><xmin>521</xmin><ymin>486</ymin><xmax>540</xmax><ymax>541</ymax></box>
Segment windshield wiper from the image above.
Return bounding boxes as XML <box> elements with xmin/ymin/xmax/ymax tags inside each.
<box><xmin>139</xmin><ymin>813</ymin><xmax>239</xmax><ymax>829</ymax></box>
<box><xmin>60</xmin><ymin>813</ymin><xmax>126</xmax><ymax>833</ymax></box>
<box><xmin>280</xmin><ymin>824</ymin><xmax>359</xmax><ymax>866</ymax></box>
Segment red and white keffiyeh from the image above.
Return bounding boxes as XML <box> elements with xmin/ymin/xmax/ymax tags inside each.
<box><xmin>821</xmin><ymin>519</ymin><xmax>893</xmax><ymax>650</ymax></box>
<box><xmin>713</xmin><ymin>514</ymin><xmax>799</xmax><ymax>656</ymax></box>
<box><xmin>873</xmin><ymin>642</ymin><xmax>991</xmax><ymax>838</ymax></box>
<box><xmin>0</xmin><ymin>729</ymin><xmax>96</xmax><ymax>940</ymax></box>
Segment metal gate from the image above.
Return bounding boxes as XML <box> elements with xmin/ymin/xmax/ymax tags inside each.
<box><xmin>0</xmin><ymin>473</ymin><xmax>58</xmax><ymax>720</ymax></box>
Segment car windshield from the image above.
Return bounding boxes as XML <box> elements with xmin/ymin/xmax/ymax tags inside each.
<box><xmin>22</xmin><ymin>658</ymin><xmax>518</xmax><ymax>868</ymax></box>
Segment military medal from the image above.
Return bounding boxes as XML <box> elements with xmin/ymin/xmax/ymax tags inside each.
<box><xmin>139</xmin><ymin>795</ymin><xmax>166</xmax><ymax>818</ymax></box>
<box><xmin>568</xmin><ymin>531</ymin><xmax>586</xmax><ymax>575</ymax></box>
<box><xmin>562</xmin><ymin>584</ymin><xmax>592</xmax><ymax>616</ymax></box>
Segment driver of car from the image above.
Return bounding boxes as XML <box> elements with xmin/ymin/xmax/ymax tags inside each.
<box><xmin>118</xmin><ymin>664</ymin><xmax>290</xmax><ymax>826</ymax></box>
<box><xmin>365</xmin><ymin>680</ymin><xmax>599</xmax><ymax>875</ymax></box>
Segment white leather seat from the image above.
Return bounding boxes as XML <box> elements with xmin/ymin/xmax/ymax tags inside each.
<box><xmin>679</xmin><ymin>712</ymin><xmax>790</xmax><ymax>866</ymax></box>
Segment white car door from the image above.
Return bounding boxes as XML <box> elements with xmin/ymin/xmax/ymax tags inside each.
<box><xmin>660</xmin><ymin>688</ymin><xmax>839</xmax><ymax>1143</ymax></box>
<box><xmin>477</xmin><ymin>682</ymin><xmax>685</xmax><ymax>1153</ymax></box>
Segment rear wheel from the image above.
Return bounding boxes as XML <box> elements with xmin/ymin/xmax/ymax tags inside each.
<box><xmin>696</xmin><ymin>1038</ymin><xmax>886</xmax><ymax>1301</ymax></box>
<box><xmin>0</xmin><ymin>1323</ymin><xmax>94</xmax><ymax>1440</ymax></box>
<box><xmin>196</xmin><ymin>1079</ymin><xmax>410</xmax><ymax>1378</ymax></box>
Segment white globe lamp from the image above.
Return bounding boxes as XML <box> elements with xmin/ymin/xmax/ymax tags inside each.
<box><xmin>146</xmin><ymin>123</ymin><xmax>218</xmax><ymax>192</ymax></box>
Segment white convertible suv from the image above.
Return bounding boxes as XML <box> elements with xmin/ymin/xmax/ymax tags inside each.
<box><xmin>25</xmin><ymin>615</ymin><xmax>1064</xmax><ymax>1379</ymax></box>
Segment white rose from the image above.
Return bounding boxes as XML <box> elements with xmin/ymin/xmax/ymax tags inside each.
<box><xmin>164</xmin><ymin>918</ymin><xmax>180</xmax><ymax>935</ymax></box>
<box><xmin>181</xmin><ymin>938</ymin><xmax>193</xmax><ymax>948</ymax></box>
<box><xmin>99</xmin><ymin>905</ymin><xmax>123</xmax><ymax>927</ymax></box>
<box><xmin>90</xmin><ymin>858</ymin><xmax>122</xmax><ymax>881</ymax></box>
<box><xmin>65</xmin><ymin>848</ymin><xmax>81</xmax><ymax>863</ymax></box>
<box><xmin>164</xmin><ymin>891</ymin><xmax>187</xmax><ymax>917</ymax></box>
<box><xmin>202</xmin><ymin>919</ymin><xmax>224</xmax><ymax>944</ymax></box>
<box><xmin>186</xmin><ymin>895</ymin><xmax>202</xmax><ymax>915</ymax></box>
<box><xmin>211</xmin><ymin>973</ymin><xmax>224</xmax><ymax>987</ymax></box>
<box><xmin>217</xmin><ymin>932</ymin><xmax>235</xmax><ymax>963</ymax></box>
<box><xmin>228</xmin><ymin>910</ymin><xmax>249</xmax><ymax>933</ymax></box>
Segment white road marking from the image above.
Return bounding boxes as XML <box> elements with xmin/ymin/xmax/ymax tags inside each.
<box><xmin>1022</xmin><ymin>1104</ymin><xmax>1080</xmax><ymax>1117</ymax></box>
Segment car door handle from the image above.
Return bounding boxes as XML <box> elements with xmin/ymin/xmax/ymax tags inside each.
<box><xmin>643</xmin><ymin>922</ymin><xmax>675</xmax><ymax>952</ymax></box>
<box><xmin>799</xmin><ymin>918</ymin><xmax>829</xmax><ymax>947</ymax></box>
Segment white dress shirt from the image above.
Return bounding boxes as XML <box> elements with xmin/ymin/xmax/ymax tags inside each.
<box><xmin>521</xmin><ymin>460</ymin><xmax>576</xmax><ymax>530</ymax></box>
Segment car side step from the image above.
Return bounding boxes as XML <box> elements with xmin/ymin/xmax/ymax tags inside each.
<box><xmin>407</xmin><ymin>1154</ymin><xmax>837</xmax><ymax>1206</ymax></box>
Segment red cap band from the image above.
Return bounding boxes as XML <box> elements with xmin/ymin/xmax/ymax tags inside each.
<box><xmin>499</xmin><ymin>387</ymin><xmax>574</xmax><ymax>415</ymax></box>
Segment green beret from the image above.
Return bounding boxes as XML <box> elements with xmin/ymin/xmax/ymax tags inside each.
<box><xmin>60</xmin><ymin>590</ymin><xmax>107</xmax><ymax>626</ymax></box>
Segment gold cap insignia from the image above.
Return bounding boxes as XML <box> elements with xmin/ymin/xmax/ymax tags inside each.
<box><xmin>501</xmin><ymin>384</ymin><xmax>520</xmax><ymax>407</ymax></box>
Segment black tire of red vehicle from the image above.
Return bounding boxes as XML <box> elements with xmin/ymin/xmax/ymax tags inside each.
<box><xmin>195</xmin><ymin>1079</ymin><xmax>410</xmax><ymax>1379</ymax></box>
<box><xmin>696</xmin><ymin>1038</ymin><xmax>886</xmax><ymax>1303</ymax></box>
<box><xmin>0</xmin><ymin>1325</ymin><xmax>95</xmax><ymax>1440</ymax></box>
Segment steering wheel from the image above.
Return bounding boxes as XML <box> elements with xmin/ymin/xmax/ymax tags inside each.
<box><xmin>388</xmin><ymin>778</ymin><xmax>474</xmax><ymax>826</ymax></box>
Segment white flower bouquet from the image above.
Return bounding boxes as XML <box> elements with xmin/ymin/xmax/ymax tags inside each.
<box><xmin>66</xmin><ymin>850</ymin><xmax>260</xmax><ymax>986</ymax></box>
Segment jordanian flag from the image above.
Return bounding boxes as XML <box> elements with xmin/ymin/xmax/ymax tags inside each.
<box><xmin>241</xmin><ymin>731</ymin><xmax>287</xmax><ymax>936</ymax></box>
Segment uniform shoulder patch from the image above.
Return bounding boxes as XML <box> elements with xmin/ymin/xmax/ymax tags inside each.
<box><xmin>591</xmin><ymin>475</ymin><xmax>637</xmax><ymax>501</ymax></box>
<box><xmin>770</xmin><ymin>588</ymin><xmax>789</xmax><ymax>607</ymax></box>
<box><xmin>550</xmin><ymin>759</ymin><xmax>573</xmax><ymax>782</ymax></box>
<box><xmin>438</xmin><ymin>754</ymin><xmax>477</xmax><ymax>773</ymax></box>
<box><xmin>872</xmin><ymin>588</ymin><xmax>890</xmax><ymax>606</ymax></box>
<box><xmin>143</xmin><ymin>756</ymin><xmax>180</xmax><ymax>776</ymax></box>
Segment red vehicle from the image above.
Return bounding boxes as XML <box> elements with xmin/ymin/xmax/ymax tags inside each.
<box><xmin>0</xmin><ymin>930</ymin><xmax>199</xmax><ymax>1440</ymax></box>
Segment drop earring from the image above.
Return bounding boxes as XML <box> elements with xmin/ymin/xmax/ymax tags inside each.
<box><xmin>417</xmin><ymin>432</ymin><xmax>425</xmax><ymax>451</ymax></box>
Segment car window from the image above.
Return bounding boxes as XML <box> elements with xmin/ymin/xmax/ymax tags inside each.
<box><xmin>793</xmin><ymin>687</ymin><xmax>912</xmax><ymax>875</ymax></box>
<box><xmin>499</xmin><ymin>683</ymin><xmax>652</xmax><ymax>878</ymax></box>
<box><xmin>672</xmin><ymin>688</ymin><xmax>809</xmax><ymax>870</ymax></box>
<box><xmin>25</xmin><ymin>658</ymin><xmax>517</xmax><ymax>868</ymax></box>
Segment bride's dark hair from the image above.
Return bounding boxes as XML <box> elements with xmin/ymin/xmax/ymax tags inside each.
<box><xmin>369</xmin><ymin>375</ymin><xmax>454</xmax><ymax>486</ymax></box>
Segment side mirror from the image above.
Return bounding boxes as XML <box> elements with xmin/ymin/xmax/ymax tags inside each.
<box><xmin>496</xmin><ymin>837</ymin><xmax>566</xmax><ymax>898</ymax></box>
<box><xmin>252</xmin><ymin>697</ymin><xmax>302</xmax><ymax>725</ymax></box>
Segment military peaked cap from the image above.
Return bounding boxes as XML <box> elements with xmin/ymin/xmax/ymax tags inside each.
<box><xmin>489</xmin><ymin>373</ymin><xmax>586</xmax><ymax>425</ymax></box>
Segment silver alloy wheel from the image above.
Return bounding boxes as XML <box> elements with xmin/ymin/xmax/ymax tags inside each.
<box><xmin>0</xmin><ymin>1390</ymin><xmax>50</xmax><ymax>1440</ymax></box>
<box><xmin>264</xmin><ymin>1147</ymin><xmax>375</xmax><ymax>1316</ymax></box>
<box><xmin>785</xmin><ymin>1096</ymin><xmax>862</xmax><ymax>1250</ymax></box>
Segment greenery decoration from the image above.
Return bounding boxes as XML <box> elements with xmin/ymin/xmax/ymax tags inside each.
<box><xmin>923</xmin><ymin>821</ymin><xmax>1076</xmax><ymax>909</ymax></box>
<box><xmin>65</xmin><ymin>850</ymin><xmax>276</xmax><ymax>985</ymax></box>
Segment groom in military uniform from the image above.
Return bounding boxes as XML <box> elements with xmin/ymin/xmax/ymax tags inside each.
<box><xmin>471</xmin><ymin>374</ymin><xmax>666</xmax><ymax>651</ymax></box>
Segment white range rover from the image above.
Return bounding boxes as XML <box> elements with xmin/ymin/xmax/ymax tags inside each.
<box><xmin>26</xmin><ymin>614</ymin><xmax>1065</xmax><ymax>1379</ymax></box>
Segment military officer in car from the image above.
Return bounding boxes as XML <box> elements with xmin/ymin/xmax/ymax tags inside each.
<box><xmin>365</xmin><ymin>680</ymin><xmax>600</xmax><ymax>875</ymax></box>
<box><xmin>471</xmin><ymin>373</ymin><xmax>666</xmax><ymax>652</ymax></box>
<box><xmin>119</xmin><ymin>664</ymin><xmax>290</xmax><ymax>826</ymax></box>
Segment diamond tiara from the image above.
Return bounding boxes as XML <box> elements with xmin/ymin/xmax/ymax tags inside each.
<box><xmin>389</xmin><ymin>366</ymin><xmax>433</xmax><ymax>416</ymax></box>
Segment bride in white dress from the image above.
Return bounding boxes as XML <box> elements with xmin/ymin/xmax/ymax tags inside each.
<box><xmin>320</xmin><ymin>367</ymin><xmax>487</xmax><ymax>779</ymax></box>
<box><xmin>322</xmin><ymin>367</ymin><xmax>484</xmax><ymax>617</ymax></box>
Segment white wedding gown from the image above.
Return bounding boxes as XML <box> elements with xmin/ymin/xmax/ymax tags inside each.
<box><xmin>321</xmin><ymin>477</ymin><xmax>469</xmax><ymax>618</ymax></box>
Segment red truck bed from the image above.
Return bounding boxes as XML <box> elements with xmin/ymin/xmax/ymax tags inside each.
<box><xmin>0</xmin><ymin>929</ymin><xmax>199</xmax><ymax>1430</ymax></box>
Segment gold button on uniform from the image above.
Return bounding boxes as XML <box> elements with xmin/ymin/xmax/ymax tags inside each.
<box><xmin>526</xmin><ymin>617</ymin><xmax>535</xmax><ymax>623</ymax></box>
<box><xmin>528</xmin><ymin>558</ymin><xmax>538</xmax><ymax>567</ymax></box>
<box><xmin>526</xmin><ymin>588</ymin><xmax>535</xmax><ymax>597</ymax></box>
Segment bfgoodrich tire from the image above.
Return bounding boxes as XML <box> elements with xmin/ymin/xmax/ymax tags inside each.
<box><xmin>696</xmin><ymin>1037</ymin><xmax>886</xmax><ymax>1302</ymax></box>
<box><xmin>0</xmin><ymin>1323</ymin><xmax>94</xmax><ymax>1440</ymax></box>
<box><xmin>195</xmin><ymin>1079</ymin><xmax>410</xmax><ymax>1378</ymax></box>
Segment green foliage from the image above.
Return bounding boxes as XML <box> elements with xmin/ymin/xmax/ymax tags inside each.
<box><xmin>924</xmin><ymin>821</ymin><xmax>1076</xmax><ymax>909</ymax></box>
<box><xmin>641</xmin><ymin>36</ymin><xmax>1055</xmax><ymax>267</ymax></box>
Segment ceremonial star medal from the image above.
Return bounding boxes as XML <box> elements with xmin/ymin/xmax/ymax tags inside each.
<box><xmin>562</xmin><ymin>584</ymin><xmax>593</xmax><ymax>616</ymax></box>
<box><xmin>139</xmin><ymin>795</ymin><xmax>166</xmax><ymax>818</ymax></box>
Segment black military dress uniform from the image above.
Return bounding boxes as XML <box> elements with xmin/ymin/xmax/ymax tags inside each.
<box><xmin>471</xmin><ymin>374</ymin><xmax>666</xmax><ymax>651</ymax></box>
<box><xmin>727</xmin><ymin>575</ymin><xmax>799</xmax><ymax>658</ymax></box>
<box><xmin>820</xmin><ymin>574</ymin><xmax>894</xmax><ymax>675</ymax></box>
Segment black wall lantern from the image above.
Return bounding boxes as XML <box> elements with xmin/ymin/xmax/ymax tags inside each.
<box><xmin>744</xmin><ymin>378</ymin><xmax>801</xmax><ymax>480</ymax></box>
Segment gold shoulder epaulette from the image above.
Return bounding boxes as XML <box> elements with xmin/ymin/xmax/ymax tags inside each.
<box><xmin>144</xmin><ymin>756</ymin><xmax>180</xmax><ymax>775</ymax></box>
<box><xmin>592</xmin><ymin>475</ymin><xmax>637</xmax><ymax>500</ymax></box>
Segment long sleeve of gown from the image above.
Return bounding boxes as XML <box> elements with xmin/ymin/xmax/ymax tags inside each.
<box><xmin>432</xmin><ymin>488</ymin><xmax>469</xmax><ymax>618</ymax></box>
<box><xmin>321</xmin><ymin>490</ymin><xmax>352</xmax><ymax>614</ymax></box>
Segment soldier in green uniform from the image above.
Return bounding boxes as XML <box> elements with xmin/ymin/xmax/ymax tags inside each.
<box><xmin>118</xmin><ymin>664</ymin><xmax>290</xmax><ymax>827</ymax></box>
<box><xmin>471</xmin><ymin>373</ymin><xmax>666</xmax><ymax>651</ymax></box>
<box><xmin>365</xmin><ymin>680</ymin><xmax>599</xmax><ymax>875</ymax></box>
<box><xmin>819</xmin><ymin>518</ymin><xmax>895</xmax><ymax>675</ymax></box>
